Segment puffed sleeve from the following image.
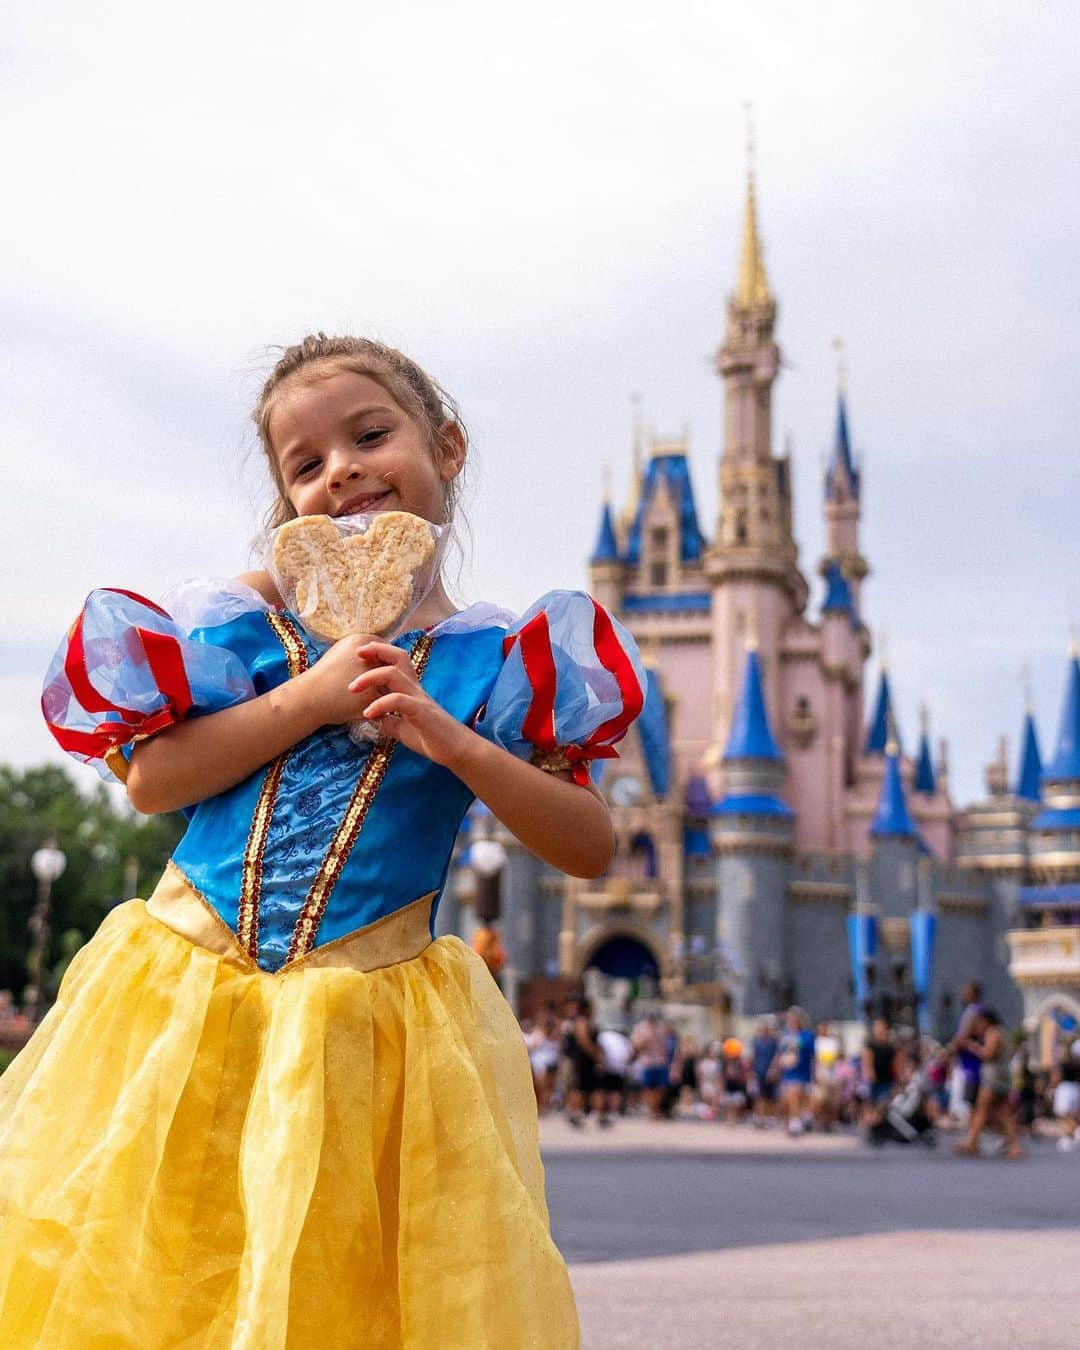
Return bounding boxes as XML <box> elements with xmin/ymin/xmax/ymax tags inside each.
<box><xmin>474</xmin><ymin>590</ymin><xmax>646</xmax><ymax>785</ymax></box>
<box><xmin>41</xmin><ymin>584</ymin><xmax>266</xmax><ymax>784</ymax></box>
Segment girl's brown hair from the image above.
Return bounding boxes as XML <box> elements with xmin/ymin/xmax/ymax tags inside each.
<box><xmin>253</xmin><ymin>334</ymin><xmax>468</xmax><ymax>530</ymax></box>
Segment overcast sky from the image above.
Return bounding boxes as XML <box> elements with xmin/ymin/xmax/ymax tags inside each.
<box><xmin>2</xmin><ymin>0</ymin><xmax>1078</xmax><ymax>809</ymax></box>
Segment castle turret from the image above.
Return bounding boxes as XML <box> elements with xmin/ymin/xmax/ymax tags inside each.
<box><xmin>914</xmin><ymin>705</ymin><xmax>937</xmax><ymax>795</ymax></box>
<box><xmin>821</xmin><ymin>390</ymin><xmax>869</xmax><ymax>613</ymax></box>
<box><xmin>1028</xmin><ymin>650</ymin><xmax>1080</xmax><ymax>892</ymax></box>
<box><xmin>588</xmin><ymin>497</ymin><xmax>624</xmax><ymax>612</ymax></box>
<box><xmin>1016</xmin><ymin>709</ymin><xmax>1043</xmax><ymax>803</ymax></box>
<box><xmin>864</xmin><ymin>668</ymin><xmax>899</xmax><ymax>755</ymax></box>
<box><xmin>591</xmin><ymin>501</ymin><xmax>619</xmax><ymax>564</ymax></box>
<box><xmin>710</xmin><ymin>644</ymin><xmax>793</xmax><ymax>1015</ymax></box>
<box><xmin>1007</xmin><ymin>648</ymin><xmax>1080</xmax><ymax>1045</ymax></box>
<box><xmin>956</xmin><ymin>727</ymin><xmax>1034</xmax><ymax>879</ymax></box>
<box><xmin>869</xmin><ymin>734</ymin><xmax>923</xmax><ymax>932</ymax></box>
<box><xmin>706</xmin><ymin>153</ymin><xmax>808</xmax><ymax>746</ymax></box>
<box><xmin>870</xmin><ymin>738</ymin><xmax>918</xmax><ymax>841</ymax></box>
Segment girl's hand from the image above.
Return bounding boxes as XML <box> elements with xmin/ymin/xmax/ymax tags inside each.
<box><xmin>349</xmin><ymin>640</ymin><xmax>473</xmax><ymax>765</ymax></box>
<box><xmin>295</xmin><ymin>633</ymin><xmax>383</xmax><ymax>725</ymax></box>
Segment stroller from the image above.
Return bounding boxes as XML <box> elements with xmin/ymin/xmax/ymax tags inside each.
<box><xmin>867</xmin><ymin>1062</ymin><xmax>938</xmax><ymax>1147</ymax></box>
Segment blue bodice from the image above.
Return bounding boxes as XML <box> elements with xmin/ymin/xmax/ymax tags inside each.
<box><xmin>171</xmin><ymin>611</ymin><xmax>506</xmax><ymax>970</ymax></box>
<box><xmin>44</xmin><ymin>580</ymin><xmax>646</xmax><ymax>973</ymax></box>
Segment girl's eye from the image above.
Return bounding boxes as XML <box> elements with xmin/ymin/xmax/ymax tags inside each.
<box><xmin>357</xmin><ymin>427</ymin><xmax>389</xmax><ymax>446</ymax></box>
<box><xmin>295</xmin><ymin>459</ymin><xmax>321</xmax><ymax>480</ymax></box>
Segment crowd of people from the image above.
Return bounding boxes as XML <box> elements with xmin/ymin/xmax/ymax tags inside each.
<box><xmin>520</xmin><ymin>981</ymin><xmax>1080</xmax><ymax>1156</ymax></box>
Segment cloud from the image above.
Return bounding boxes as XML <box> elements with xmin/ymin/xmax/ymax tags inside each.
<box><xmin>2</xmin><ymin>0</ymin><xmax>1078</xmax><ymax>808</ymax></box>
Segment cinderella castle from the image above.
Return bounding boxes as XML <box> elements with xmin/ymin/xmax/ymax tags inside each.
<box><xmin>440</xmin><ymin>164</ymin><xmax>1080</xmax><ymax>1054</ymax></box>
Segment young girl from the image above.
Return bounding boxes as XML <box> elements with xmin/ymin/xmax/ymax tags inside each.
<box><xmin>1</xmin><ymin>334</ymin><xmax>646</xmax><ymax>1348</ymax></box>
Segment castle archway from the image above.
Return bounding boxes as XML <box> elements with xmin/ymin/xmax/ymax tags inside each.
<box><xmin>1028</xmin><ymin>992</ymin><xmax>1080</xmax><ymax>1064</ymax></box>
<box><xmin>577</xmin><ymin>922</ymin><xmax>663</xmax><ymax>980</ymax></box>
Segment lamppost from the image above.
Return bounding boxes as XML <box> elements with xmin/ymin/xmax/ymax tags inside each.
<box><xmin>467</xmin><ymin>835</ymin><xmax>511</xmax><ymax>1001</ymax></box>
<box><xmin>469</xmin><ymin>838</ymin><xmax>508</xmax><ymax>925</ymax></box>
<box><xmin>27</xmin><ymin>839</ymin><xmax>67</xmax><ymax>1023</ymax></box>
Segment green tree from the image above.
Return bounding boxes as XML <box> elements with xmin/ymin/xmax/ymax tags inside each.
<box><xmin>0</xmin><ymin>764</ymin><xmax>185</xmax><ymax>998</ymax></box>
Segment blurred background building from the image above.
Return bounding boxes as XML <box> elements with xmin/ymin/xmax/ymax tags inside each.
<box><xmin>439</xmin><ymin>163</ymin><xmax>1080</xmax><ymax>1054</ymax></box>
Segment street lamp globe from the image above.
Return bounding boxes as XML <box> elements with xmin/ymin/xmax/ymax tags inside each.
<box><xmin>469</xmin><ymin>839</ymin><xmax>507</xmax><ymax>878</ymax></box>
<box><xmin>31</xmin><ymin>843</ymin><xmax>67</xmax><ymax>885</ymax></box>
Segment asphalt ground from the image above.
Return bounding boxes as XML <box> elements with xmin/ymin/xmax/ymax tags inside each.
<box><xmin>542</xmin><ymin>1125</ymin><xmax>1079</xmax><ymax>1348</ymax></box>
<box><xmin>545</xmin><ymin>1136</ymin><xmax>1075</xmax><ymax>1264</ymax></box>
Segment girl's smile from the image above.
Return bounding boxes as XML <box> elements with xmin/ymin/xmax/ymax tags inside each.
<box><xmin>335</xmin><ymin>489</ymin><xmax>393</xmax><ymax>517</ymax></box>
<box><xmin>269</xmin><ymin>369</ymin><xmax>462</xmax><ymax>526</ymax></box>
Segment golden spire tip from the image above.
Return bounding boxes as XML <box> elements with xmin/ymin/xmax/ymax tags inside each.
<box><xmin>734</xmin><ymin>102</ymin><xmax>772</xmax><ymax>311</ymax></box>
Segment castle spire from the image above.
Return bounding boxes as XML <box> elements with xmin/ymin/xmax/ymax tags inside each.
<box><xmin>590</xmin><ymin>500</ymin><xmax>619</xmax><ymax>564</ymax></box>
<box><xmin>724</xmin><ymin>648</ymin><xmax>783</xmax><ymax>762</ymax></box>
<box><xmin>712</xmin><ymin>644</ymin><xmax>793</xmax><ymax>826</ymax></box>
<box><xmin>824</xmin><ymin>389</ymin><xmax>860</xmax><ymax>503</ymax></box>
<box><xmin>1015</xmin><ymin>708</ymin><xmax>1043</xmax><ymax>802</ymax></box>
<box><xmin>871</xmin><ymin>741</ymin><xmax>918</xmax><ymax>839</ymax></box>
<box><xmin>864</xmin><ymin>667</ymin><xmax>900</xmax><ymax>755</ymax></box>
<box><xmin>1044</xmin><ymin>648</ymin><xmax>1080</xmax><ymax>782</ymax></box>
<box><xmin>734</xmin><ymin>112</ymin><xmax>773</xmax><ymax>312</ymax></box>
<box><xmin>915</xmin><ymin>703</ymin><xmax>937</xmax><ymax>794</ymax></box>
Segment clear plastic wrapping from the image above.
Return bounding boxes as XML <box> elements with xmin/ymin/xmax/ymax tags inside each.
<box><xmin>267</xmin><ymin>511</ymin><xmax>446</xmax><ymax>643</ymax></box>
<box><xmin>266</xmin><ymin>511</ymin><xmax>447</xmax><ymax>745</ymax></box>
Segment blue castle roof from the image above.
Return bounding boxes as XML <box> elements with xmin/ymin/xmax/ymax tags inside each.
<box><xmin>625</xmin><ymin>453</ymin><xmax>705</xmax><ymax>566</ymax></box>
<box><xmin>822</xmin><ymin>560</ymin><xmax>854</xmax><ymax>616</ymax></box>
<box><xmin>1016</xmin><ymin>711</ymin><xmax>1043</xmax><ymax>802</ymax></box>
<box><xmin>1043</xmin><ymin>656</ymin><xmax>1080</xmax><ymax>783</ymax></box>
<box><xmin>638</xmin><ymin>668</ymin><xmax>671</xmax><ymax>798</ymax></box>
<box><xmin>1031</xmin><ymin>806</ymin><xmax>1080</xmax><ymax>831</ymax></box>
<box><xmin>711</xmin><ymin>793</ymin><xmax>794</xmax><ymax>820</ymax></box>
<box><xmin>824</xmin><ymin>392</ymin><xmax>860</xmax><ymax>502</ymax></box>
<box><xmin>591</xmin><ymin>501</ymin><xmax>619</xmax><ymax>564</ymax></box>
<box><xmin>1019</xmin><ymin>883</ymin><xmax>1080</xmax><ymax>908</ymax></box>
<box><xmin>870</xmin><ymin>748</ymin><xmax>918</xmax><ymax>839</ymax></box>
<box><xmin>914</xmin><ymin>727</ymin><xmax>936</xmax><ymax>795</ymax></box>
<box><xmin>724</xmin><ymin>649</ymin><xmax>783</xmax><ymax>762</ymax></box>
<box><xmin>864</xmin><ymin>671</ymin><xmax>899</xmax><ymax>755</ymax></box>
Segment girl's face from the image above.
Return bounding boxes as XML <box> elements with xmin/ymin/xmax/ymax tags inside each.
<box><xmin>268</xmin><ymin>369</ymin><xmax>464</xmax><ymax>525</ymax></box>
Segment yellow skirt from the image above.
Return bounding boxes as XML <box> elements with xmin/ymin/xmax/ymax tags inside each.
<box><xmin>0</xmin><ymin>875</ymin><xmax>578</xmax><ymax>1349</ymax></box>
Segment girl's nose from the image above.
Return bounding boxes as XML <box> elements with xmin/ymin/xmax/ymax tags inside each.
<box><xmin>325</xmin><ymin>452</ymin><xmax>363</xmax><ymax>493</ymax></box>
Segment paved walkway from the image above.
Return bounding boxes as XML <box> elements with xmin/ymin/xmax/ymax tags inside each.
<box><xmin>541</xmin><ymin>1113</ymin><xmax>861</xmax><ymax>1155</ymax></box>
<box><xmin>570</xmin><ymin>1229</ymin><xmax>1078</xmax><ymax>1349</ymax></box>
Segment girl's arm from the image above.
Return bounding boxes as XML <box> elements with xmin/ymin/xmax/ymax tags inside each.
<box><xmin>126</xmin><ymin>633</ymin><xmax>382</xmax><ymax>815</ymax></box>
<box><xmin>445</xmin><ymin>733</ymin><xmax>615</xmax><ymax>879</ymax></box>
<box><xmin>352</xmin><ymin>640</ymin><xmax>616</xmax><ymax>878</ymax></box>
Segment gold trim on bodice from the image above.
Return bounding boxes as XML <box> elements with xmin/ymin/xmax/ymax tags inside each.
<box><xmin>286</xmin><ymin>632</ymin><xmax>436</xmax><ymax>962</ymax></box>
<box><xmin>236</xmin><ymin>612</ymin><xmax>311</xmax><ymax>957</ymax></box>
<box><xmin>237</xmin><ymin>619</ymin><xmax>436</xmax><ymax>967</ymax></box>
<box><xmin>146</xmin><ymin>862</ymin><xmax>436</xmax><ymax>975</ymax></box>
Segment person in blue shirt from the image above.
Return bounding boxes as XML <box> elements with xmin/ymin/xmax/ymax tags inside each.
<box><xmin>777</xmin><ymin>1005</ymin><xmax>817</xmax><ymax>1136</ymax></box>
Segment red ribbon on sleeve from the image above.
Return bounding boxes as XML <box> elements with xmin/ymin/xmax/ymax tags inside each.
<box><xmin>502</xmin><ymin>597</ymin><xmax>646</xmax><ymax>785</ymax></box>
<box><xmin>43</xmin><ymin>589</ymin><xmax>194</xmax><ymax>763</ymax></box>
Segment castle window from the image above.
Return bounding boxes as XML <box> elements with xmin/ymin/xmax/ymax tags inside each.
<box><xmin>651</xmin><ymin>526</ymin><xmax>669</xmax><ymax>554</ymax></box>
<box><xmin>735</xmin><ymin>511</ymin><xmax>748</xmax><ymax>544</ymax></box>
<box><xmin>650</xmin><ymin>561</ymin><xmax>668</xmax><ymax>587</ymax></box>
<box><xmin>630</xmin><ymin>832</ymin><xmax>658</xmax><ymax>880</ymax></box>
